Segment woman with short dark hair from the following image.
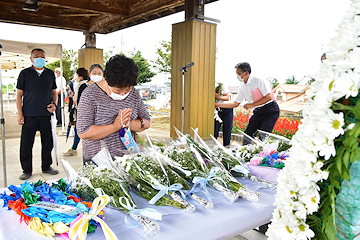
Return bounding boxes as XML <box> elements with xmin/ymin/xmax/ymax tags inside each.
<box><xmin>77</xmin><ymin>54</ymin><xmax>150</xmax><ymax>162</ymax></box>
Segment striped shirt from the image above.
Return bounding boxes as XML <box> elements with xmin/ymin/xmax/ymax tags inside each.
<box><xmin>77</xmin><ymin>83</ymin><xmax>150</xmax><ymax>160</ymax></box>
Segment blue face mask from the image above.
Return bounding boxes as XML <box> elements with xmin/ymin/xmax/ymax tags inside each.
<box><xmin>33</xmin><ymin>57</ymin><xmax>46</xmax><ymax>68</ymax></box>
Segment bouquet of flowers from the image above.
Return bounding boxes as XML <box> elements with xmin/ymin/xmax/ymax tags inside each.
<box><xmin>212</xmin><ymin>144</ymin><xmax>277</xmax><ymax>189</ymax></box>
<box><xmin>115</xmin><ymin>150</ymin><xmax>196</xmax><ymax>213</ymax></box>
<box><xmin>215</xmin><ymin>82</ymin><xmax>224</xmax><ymax>103</ymax></box>
<box><xmin>174</xmin><ymin>127</ymin><xmax>260</xmax><ymax>202</ymax></box>
<box><xmin>161</xmin><ymin>144</ymin><xmax>215</xmax><ymax>209</ymax></box>
<box><xmin>249</xmin><ymin>142</ymin><xmax>289</xmax><ymax>169</ymax></box>
<box><xmin>0</xmin><ymin>178</ymin><xmax>116</xmax><ymax>240</ymax></box>
<box><xmin>64</xmin><ymin>155</ymin><xmax>162</xmax><ymax>236</ymax></box>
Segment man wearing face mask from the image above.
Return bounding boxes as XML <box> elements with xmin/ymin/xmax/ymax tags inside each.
<box><xmin>16</xmin><ymin>48</ymin><xmax>59</xmax><ymax>180</ymax></box>
<box><xmin>215</xmin><ymin>62</ymin><xmax>279</xmax><ymax>145</ymax></box>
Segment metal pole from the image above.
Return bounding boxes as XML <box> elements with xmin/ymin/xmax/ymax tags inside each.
<box><xmin>181</xmin><ymin>71</ymin><xmax>185</xmax><ymax>133</ymax></box>
<box><xmin>0</xmin><ymin>43</ymin><xmax>8</xmax><ymax>187</ymax></box>
<box><xmin>60</xmin><ymin>57</ymin><xmax>65</xmax><ymax>133</ymax></box>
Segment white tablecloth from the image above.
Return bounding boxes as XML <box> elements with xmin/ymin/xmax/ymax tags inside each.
<box><xmin>0</xmin><ymin>178</ymin><xmax>275</xmax><ymax>240</ymax></box>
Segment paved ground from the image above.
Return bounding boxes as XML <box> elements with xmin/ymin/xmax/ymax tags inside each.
<box><xmin>0</xmin><ymin>99</ymin><xmax>266</xmax><ymax>240</ymax></box>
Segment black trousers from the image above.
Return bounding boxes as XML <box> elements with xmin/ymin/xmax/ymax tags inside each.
<box><xmin>56</xmin><ymin>93</ymin><xmax>64</xmax><ymax>125</ymax></box>
<box><xmin>20</xmin><ymin>116</ymin><xmax>53</xmax><ymax>173</ymax></box>
<box><xmin>243</xmin><ymin>101</ymin><xmax>280</xmax><ymax>145</ymax></box>
<box><xmin>214</xmin><ymin>108</ymin><xmax>233</xmax><ymax>146</ymax></box>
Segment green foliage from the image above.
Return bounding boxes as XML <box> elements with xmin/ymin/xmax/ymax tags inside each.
<box><xmin>153</xmin><ymin>40</ymin><xmax>171</xmax><ymax>85</ymax></box>
<box><xmin>285</xmin><ymin>75</ymin><xmax>299</xmax><ymax>84</ymax></box>
<box><xmin>126</xmin><ymin>50</ymin><xmax>156</xmax><ymax>85</ymax></box>
<box><xmin>153</xmin><ymin>40</ymin><xmax>171</xmax><ymax>75</ymax></box>
<box><xmin>103</xmin><ymin>46</ymin><xmax>116</xmax><ymax>66</ymax></box>
<box><xmin>269</xmin><ymin>78</ymin><xmax>280</xmax><ymax>88</ymax></box>
<box><xmin>2</xmin><ymin>83</ymin><xmax>15</xmax><ymax>94</ymax></box>
<box><xmin>306</xmin><ymin>94</ymin><xmax>360</xmax><ymax>239</ymax></box>
<box><xmin>307</xmin><ymin>77</ymin><xmax>316</xmax><ymax>85</ymax></box>
<box><xmin>46</xmin><ymin>48</ymin><xmax>78</xmax><ymax>83</ymax></box>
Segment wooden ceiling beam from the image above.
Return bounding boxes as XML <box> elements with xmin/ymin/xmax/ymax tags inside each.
<box><xmin>41</xmin><ymin>0</ymin><xmax>131</xmax><ymax>16</ymax></box>
<box><xmin>89</xmin><ymin>0</ymin><xmax>183</xmax><ymax>33</ymax></box>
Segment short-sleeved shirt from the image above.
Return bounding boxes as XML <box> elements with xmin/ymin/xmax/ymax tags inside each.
<box><xmin>77</xmin><ymin>84</ymin><xmax>151</xmax><ymax>160</ymax></box>
<box><xmin>56</xmin><ymin>76</ymin><xmax>66</xmax><ymax>93</ymax></box>
<box><xmin>68</xmin><ymin>81</ymin><xmax>74</xmax><ymax>92</ymax></box>
<box><xmin>217</xmin><ymin>84</ymin><xmax>230</xmax><ymax>104</ymax></box>
<box><xmin>234</xmin><ymin>76</ymin><xmax>273</xmax><ymax>108</ymax></box>
<box><xmin>16</xmin><ymin>66</ymin><xmax>56</xmax><ymax>117</ymax></box>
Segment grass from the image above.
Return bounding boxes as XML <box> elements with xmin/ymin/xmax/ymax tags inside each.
<box><xmin>150</xmin><ymin>113</ymin><xmax>170</xmax><ymax>131</ymax></box>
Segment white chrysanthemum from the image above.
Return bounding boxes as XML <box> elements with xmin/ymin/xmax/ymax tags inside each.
<box><xmin>333</xmin><ymin>71</ymin><xmax>360</xmax><ymax>98</ymax></box>
<box><xmin>348</xmin><ymin>47</ymin><xmax>360</xmax><ymax>72</ymax></box>
<box><xmin>317</xmin><ymin>109</ymin><xmax>345</xmax><ymax>138</ymax></box>
<box><xmin>292</xmin><ymin>222</ymin><xmax>315</xmax><ymax>240</ymax></box>
<box><xmin>312</xmin><ymin>131</ymin><xmax>336</xmax><ymax>160</ymax></box>
<box><xmin>298</xmin><ymin>186</ymin><xmax>321</xmax><ymax>214</ymax></box>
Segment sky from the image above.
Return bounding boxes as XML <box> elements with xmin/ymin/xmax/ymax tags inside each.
<box><xmin>0</xmin><ymin>0</ymin><xmax>351</xmax><ymax>86</ymax></box>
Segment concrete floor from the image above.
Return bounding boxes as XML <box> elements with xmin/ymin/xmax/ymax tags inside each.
<box><xmin>0</xmin><ymin>99</ymin><xmax>267</xmax><ymax>240</ymax></box>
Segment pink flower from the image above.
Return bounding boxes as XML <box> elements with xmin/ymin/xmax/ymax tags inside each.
<box><xmin>250</xmin><ymin>156</ymin><xmax>263</xmax><ymax>165</ymax></box>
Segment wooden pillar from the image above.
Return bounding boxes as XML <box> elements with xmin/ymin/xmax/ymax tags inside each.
<box><xmin>78</xmin><ymin>48</ymin><xmax>103</xmax><ymax>69</ymax></box>
<box><xmin>170</xmin><ymin>20</ymin><xmax>216</xmax><ymax>139</ymax></box>
<box><xmin>78</xmin><ymin>32</ymin><xmax>104</xmax><ymax>69</ymax></box>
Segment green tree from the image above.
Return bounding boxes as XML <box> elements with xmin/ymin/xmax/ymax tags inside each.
<box><xmin>46</xmin><ymin>48</ymin><xmax>78</xmax><ymax>83</ymax></box>
<box><xmin>103</xmin><ymin>46</ymin><xmax>116</xmax><ymax>66</ymax></box>
<box><xmin>127</xmin><ymin>50</ymin><xmax>156</xmax><ymax>85</ymax></box>
<box><xmin>285</xmin><ymin>75</ymin><xmax>299</xmax><ymax>84</ymax></box>
<box><xmin>153</xmin><ymin>40</ymin><xmax>171</xmax><ymax>75</ymax></box>
<box><xmin>307</xmin><ymin>77</ymin><xmax>316</xmax><ymax>85</ymax></box>
<box><xmin>269</xmin><ymin>77</ymin><xmax>279</xmax><ymax>88</ymax></box>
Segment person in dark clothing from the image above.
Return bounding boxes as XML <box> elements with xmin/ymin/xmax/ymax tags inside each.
<box><xmin>16</xmin><ymin>48</ymin><xmax>59</xmax><ymax>180</ymax></box>
<box><xmin>67</xmin><ymin>76</ymin><xmax>75</xmax><ymax>113</ymax></box>
<box><xmin>214</xmin><ymin>83</ymin><xmax>233</xmax><ymax>147</ymax></box>
<box><xmin>215</xmin><ymin>62</ymin><xmax>279</xmax><ymax>145</ymax></box>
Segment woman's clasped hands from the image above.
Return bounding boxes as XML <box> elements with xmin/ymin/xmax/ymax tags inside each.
<box><xmin>114</xmin><ymin>108</ymin><xmax>132</xmax><ymax>130</ymax></box>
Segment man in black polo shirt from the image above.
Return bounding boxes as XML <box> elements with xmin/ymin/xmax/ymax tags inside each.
<box><xmin>16</xmin><ymin>48</ymin><xmax>59</xmax><ymax>180</ymax></box>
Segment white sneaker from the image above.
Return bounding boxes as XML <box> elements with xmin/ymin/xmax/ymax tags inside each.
<box><xmin>63</xmin><ymin>149</ymin><xmax>78</xmax><ymax>156</ymax></box>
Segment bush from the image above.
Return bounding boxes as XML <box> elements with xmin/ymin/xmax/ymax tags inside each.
<box><xmin>232</xmin><ymin>111</ymin><xmax>301</xmax><ymax>139</ymax></box>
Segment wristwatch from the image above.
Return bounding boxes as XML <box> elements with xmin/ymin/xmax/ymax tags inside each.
<box><xmin>138</xmin><ymin>117</ymin><xmax>145</xmax><ymax>128</ymax></box>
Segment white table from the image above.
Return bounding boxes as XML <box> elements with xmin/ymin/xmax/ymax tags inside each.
<box><xmin>0</xmin><ymin>178</ymin><xmax>275</xmax><ymax>240</ymax></box>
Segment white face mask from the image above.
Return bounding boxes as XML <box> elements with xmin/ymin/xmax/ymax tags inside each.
<box><xmin>237</xmin><ymin>74</ymin><xmax>245</xmax><ymax>83</ymax></box>
<box><xmin>108</xmin><ymin>85</ymin><xmax>131</xmax><ymax>100</ymax></box>
<box><xmin>90</xmin><ymin>75</ymin><xmax>102</xmax><ymax>82</ymax></box>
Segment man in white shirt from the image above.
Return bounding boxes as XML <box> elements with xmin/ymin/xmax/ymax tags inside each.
<box><xmin>55</xmin><ymin>67</ymin><xmax>66</xmax><ymax>127</ymax></box>
<box><xmin>215</xmin><ymin>62</ymin><xmax>279</xmax><ymax>145</ymax></box>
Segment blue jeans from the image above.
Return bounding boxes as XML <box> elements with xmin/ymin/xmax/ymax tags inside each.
<box><xmin>214</xmin><ymin>108</ymin><xmax>233</xmax><ymax>146</ymax></box>
<box><xmin>71</xmin><ymin>125</ymin><xmax>80</xmax><ymax>150</ymax></box>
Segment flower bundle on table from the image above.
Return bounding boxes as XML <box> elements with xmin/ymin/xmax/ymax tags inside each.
<box><xmin>249</xmin><ymin>142</ymin><xmax>289</xmax><ymax>169</ymax></box>
<box><xmin>0</xmin><ymin>178</ymin><xmax>117</xmax><ymax>240</ymax></box>
<box><xmin>115</xmin><ymin>150</ymin><xmax>197</xmax><ymax>213</ymax></box>
<box><xmin>172</xmin><ymin>128</ymin><xmax>261</xmax><ymax>202</ymax></box>
<box><xmin>66</xmin><ymin>158</ymin><xmax>161</xmax><ymax>237</ymax></box>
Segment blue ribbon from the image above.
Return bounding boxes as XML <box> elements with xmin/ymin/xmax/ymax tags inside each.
<box><xmin>232</xmin><ymin>164</ymin><xmax>250</xmax><ymax>178</ymax></box>
<box><xmin>119</xmin><ymin>197</ymin><xmax>162</xmax><ymax>226</ymax></box>
<box><xmin>148</xmin><ymin>180</ymin><xmax>184</xmax><ymax>205</ymax></box>
<box><xmin>188</xmin><ymin>167</ymin><xmax>225</xmax><ymax>202</ymax></box>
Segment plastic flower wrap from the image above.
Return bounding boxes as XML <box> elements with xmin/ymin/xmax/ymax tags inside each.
<box><xmin>161</xmin><ymin>145</ymin><xmax>214</xmax><ymax>209</ymax></box>
<box><xmin>115</xmin><ymin>150</ymin><xmax>196</xmax><ymax>213</ymax></box>
<box><xmin>64</xmin><ymin>153</ymin><xmax>162</xmax><ymax>237</ymax></box>
<box><xmin>174</xmin><ymin>127</ymin><xmax>261</xmax><ymax>202</ymax></box>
